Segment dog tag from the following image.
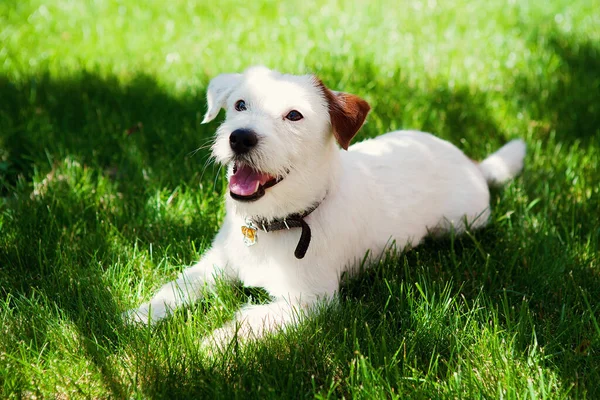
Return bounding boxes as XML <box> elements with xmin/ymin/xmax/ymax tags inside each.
<box><xmin>241</xmin><ymin>219</ymin><xmax>258</xmax><ymax>247</ymax></box>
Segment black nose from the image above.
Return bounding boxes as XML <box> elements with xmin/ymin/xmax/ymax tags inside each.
<box><xmin>229</xmin><ymin>129</ymin><xmax>258</xmax><ymax>154</ymax></box>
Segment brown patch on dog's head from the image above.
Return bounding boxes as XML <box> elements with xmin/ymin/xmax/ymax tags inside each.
<box><xmin>315</xmin><ymin>79</ymin><xmax>371</xmax><ymax>150</ymax></box>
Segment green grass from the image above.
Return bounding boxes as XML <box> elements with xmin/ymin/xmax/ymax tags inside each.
<box><xmin>1</xmin><ymin>0</ymin><xmax>599</xmax><ymax>398</ymax></box>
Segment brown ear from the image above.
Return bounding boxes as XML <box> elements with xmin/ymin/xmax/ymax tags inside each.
<box><xmin>316</xmin><ymin>80</ymin><xmax>371</xmax><ymax>150</ymax></box>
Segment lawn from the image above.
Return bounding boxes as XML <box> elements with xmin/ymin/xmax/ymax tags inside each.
<box><xmin>1</xmin><ymin>0</ymin><xmax>599</xmax><ymax>398</ymax></box>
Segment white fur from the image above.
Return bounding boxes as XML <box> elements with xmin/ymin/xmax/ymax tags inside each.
<box><xmin>478</xmin><ymin>139</ymin><xmax>527</xmax><ymax>186</ymax></box>
<box><xmin>125</xmin><ymin>66</ymin><xmax>526</xmax><ymax>348</ymax></box>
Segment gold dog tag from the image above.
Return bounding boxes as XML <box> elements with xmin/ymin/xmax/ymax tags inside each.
<box><xmin>241</xmin><ymin>219</ymin><xmax>258</xmax><ymax>247</ymax></box>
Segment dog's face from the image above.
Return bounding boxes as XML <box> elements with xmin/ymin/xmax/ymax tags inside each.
<box><xmin>202</xmin><ymin>66</ymin><xmax>370</xmax><ymax>218</ymax></box>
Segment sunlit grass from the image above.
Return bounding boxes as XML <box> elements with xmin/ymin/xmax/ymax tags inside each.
<box><xmin>1</xmin><ymin>0</ymin><xmax>599</xmax><ymax>398</ymax></box>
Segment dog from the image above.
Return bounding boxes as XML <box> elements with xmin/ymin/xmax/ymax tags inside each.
<box><xmin>125</xmin><ymin>66</ymin><xmax>526</xmax><ymax>346</ymax></box>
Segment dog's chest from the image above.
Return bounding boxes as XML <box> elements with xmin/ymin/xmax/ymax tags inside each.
<box><xmin>226</xmin><ymin>227</ymin><xmax>310</xmax><ymax>296</ymax></box>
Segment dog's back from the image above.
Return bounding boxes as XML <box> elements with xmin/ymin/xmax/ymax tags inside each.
<box><xmin>337</xmin><ymin>131</ymin><xmax>492</xmax><ymax>244</ymax></box>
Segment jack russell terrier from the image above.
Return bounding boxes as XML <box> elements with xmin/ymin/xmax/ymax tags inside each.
<box><xmin>125</xmin><ymin>66</ymin><xmax>526</xmax><ymax>347</ymax></box>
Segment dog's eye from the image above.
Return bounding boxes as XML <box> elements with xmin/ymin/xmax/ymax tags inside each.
<box><xmin>235</xmin><ymin>100</ymin><xmax>247</xmax><ymax>111</ymax></box>
<box><xmin>285</xmin><ymin>110</ymin><xmax>303</xmax><ymax>121</ymax></box>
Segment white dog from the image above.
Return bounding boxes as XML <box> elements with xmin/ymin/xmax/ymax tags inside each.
<box><xmin>126</xmin><ymin>66</ymin><xmax>526</xmax><ymax>345</ymax></box>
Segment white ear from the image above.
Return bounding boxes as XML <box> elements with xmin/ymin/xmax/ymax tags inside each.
<box><xmin>201</xmin><ymin>73</ymin><xmax>241</xmax><ymax>124</ymax></box>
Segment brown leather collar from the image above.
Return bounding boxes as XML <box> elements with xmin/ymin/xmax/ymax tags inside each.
<box><xmin>250</xmin><ymin>202</ymin><xmax>320</xmax><ymax>259</ymax></box>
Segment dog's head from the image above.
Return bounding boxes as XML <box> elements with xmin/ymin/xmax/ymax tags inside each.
<box><xmin>203</xmin><ymin>66</ymin><xmax>370</xmax><ymax>219</ymax></box>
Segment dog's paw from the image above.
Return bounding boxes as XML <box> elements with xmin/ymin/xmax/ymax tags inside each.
<box><xmin>200</xmin><ymin>322</ymin><xmax>256</xmax><ymax>357</ymax></box>
<box><xmin>201</xmin><ymin>324</ymin><xmax>237</xmax><ymax>351</ymax></box>
<box><xmin>121</xmin><ymin>302</ymin><xmax>167</xmax><ymax>325</ymax></box>
<box><xmin>121</xmin><ymin>307</ymin><xmax>149</xmax><ymax>325</ymax></box>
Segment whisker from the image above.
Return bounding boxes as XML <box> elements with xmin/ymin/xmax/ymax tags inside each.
<box><xmin>213</xmin><ymin>164</ymin><xmax>224</xmax><ymax>191</ymax></box>
<box><xmin>188</xmin><ymin>137</ymin><xmax>216</xmax><ymax>157</ymax></box>
<box><xmin>199</xmin><ymin>153</ymin><xmax>216</xmax><ymax>184</ymax></box>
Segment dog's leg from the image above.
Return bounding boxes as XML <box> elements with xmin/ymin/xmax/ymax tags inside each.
<box><xmin>204</xmin><ymin>297</ymin><xmax>310</xmax><ymax>349</ymax></box>
<box><xmin>124</xmin><ymin>247</ymin><xmax>232</xmax><ymax>324</ymax></box>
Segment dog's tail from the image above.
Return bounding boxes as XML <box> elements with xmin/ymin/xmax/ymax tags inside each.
<box><xmin>477</xmin><ymin>139</ymin><xmax>526</xmax><ymax>187</ymax></box>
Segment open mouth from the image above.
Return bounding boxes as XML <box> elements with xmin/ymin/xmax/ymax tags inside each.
<box><xmin>229</xmin><ymin>162</ymin><xmax>283</xmax><ymax>202</ymax></box>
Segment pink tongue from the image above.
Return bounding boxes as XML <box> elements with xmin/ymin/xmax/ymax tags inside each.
<box><xmin>230</xmin><ymin>165</ymin><xmax>274</xmax><ymax>196</ymax></box>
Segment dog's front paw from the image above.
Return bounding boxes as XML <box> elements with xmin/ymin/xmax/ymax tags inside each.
<box><xmin>201</xmin><ymin>324</ymin><xmax>237</xmax><ymax>351</ymax></box>
<box><xmin>122</xmin><ymin>302</ymin><xmax>168</xmax><ymax>325</ymax></box>
<box><xmin>200</xmin><ymin>322</ymin><xmax>256</xmax><ymax>355</ymax></box>
<box><xmin>121</xmin><ymin>306</ymin><xmax>149</xmax><ymax>325</ymax></box>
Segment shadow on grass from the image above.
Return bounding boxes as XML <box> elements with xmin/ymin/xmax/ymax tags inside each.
<box><xmin>314</xmin><ymin>60</ymin><xmax>506</xmax><ymax>159</ymax></box>
<box><xmin>0</xmin><ymin>188</ymin><xmax>127</xmax><ymax>396</ymax></box>
<box><xmin>0</xmin><ymin>72</ymin><xmax>215</xmax><ymax>191</ymax></box>
<box><xmin>514</xmin><ymin>28</ymin><xmax>600</xmax><ymax>146</ymax></box>
<box><xmin>0</xmin><ymin>73</ymin><xmax>219</xmax><ymax>397</ymax></box>
<box><xmin>0</xmin><ymin>24</ymin><xmax>598</xmax><ymax>398</ymax></box>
